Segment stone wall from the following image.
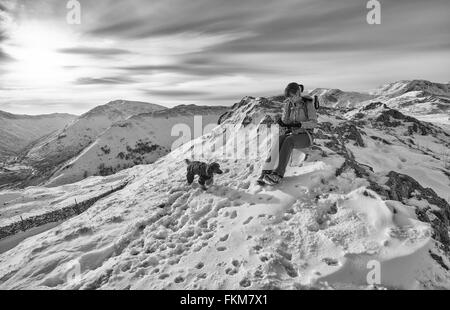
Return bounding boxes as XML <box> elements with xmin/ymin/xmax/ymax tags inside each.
<box><xmin>0</xmin><ymin>181</ymin><xmax>129</xmax><ymax>240</ymax></box>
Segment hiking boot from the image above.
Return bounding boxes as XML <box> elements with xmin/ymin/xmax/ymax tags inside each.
<box><xmin>257</xmin><ymin>170</ymin><xmax>272</xmax><ymax>185</ymax></box>
<box><xmin>263</xmin><ymin>172</ymin><xmax>283</xmax><ymax>185</ymax></box>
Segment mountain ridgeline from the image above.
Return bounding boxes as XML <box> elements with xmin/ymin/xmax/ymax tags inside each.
<box><xmin>0</xmin><ymin>79</ymin><xmax>448</xmax><ymax>190</ymax></box>
<box><xmin>0</xmin><ymin>79</ymin><xmax>449</xmax><ymax>289</ymax></box>
<box><xmin>0</xmin><ymin>101</ymin><xmax>228</xmax><ymax>188</ymax></box>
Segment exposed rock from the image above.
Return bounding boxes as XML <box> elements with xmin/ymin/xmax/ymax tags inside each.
<box><xmin>334</xmin><ymin>123</ymin><xmax>366</xmax><ymax>147</ymax></box>
<box><xmin>372</xmin><ymin>171</ymin><xmax>450</xmax><ymax>252</ymax></box>
<box><xmin>362</xmin><ymin>101</ymin><xmax>384</xmax><ymax>111</ymax></box>
<box><xmin>375</xmin><ymin>109</ymin><xmax>433</xmax><ymax>135</ymax></box>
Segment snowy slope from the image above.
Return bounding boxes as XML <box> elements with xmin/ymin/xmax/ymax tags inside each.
<box><xmin>372</xmin><ymin>80</ymin><xmax>450</xmax><ymax>98</ymax></box>
<box><xmin>309</xmin><ymin>80</ymin><xmax>449</xmax><ymax>116</ymax></box>
<box><xmin>0</xmin><ymin>101</ymin><xmax>166</xmax><ymax>188</ymax></box>
<box><xmin>23</xmin><ymin>100</ymin><xmax>166</xmax><ymax>166</ymax></box>
<box><xmin>310</xmin><ymin>88</ymin><xmax>375</xmax><ymax>109</ymax></box>
<box><xmin>0</xmin><ymin>110</ymin><xmax>75</xmax><ymax>160</ymax></box>
<box><xmin>0</xmin><ymin>96</ymin><xmax>449</xmax><ymax>290</ymax></box>
<box><xmin>46</xmin><ymin>105</ymin><xmax>228</xmax><ymax>187</ymax></box>
<box><xmin>371</xmin><ymin>80</ymin><xmax>450</xmax><ymax>115</ymax></box>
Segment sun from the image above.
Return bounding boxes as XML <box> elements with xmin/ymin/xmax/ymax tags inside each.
<box><xmin>4</xmin><ymin>21</ymin><xmax>77</xmax><ymax>87</ymax></box>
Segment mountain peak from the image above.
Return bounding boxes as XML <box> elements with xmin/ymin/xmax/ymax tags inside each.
<box><xmin>80</xmin><ymin>100</ymin><xmax>166</xmax><ymax>119</ymax></box>
<box><xmin>373</xmin><ymin>79</ymin><xmax>450</xmax><ymax>98</ymax></box>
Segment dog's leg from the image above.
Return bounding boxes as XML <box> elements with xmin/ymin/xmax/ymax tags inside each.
<box><xmin>198</xmin><ymin>177</ymin><xmax>207</xmax><ymax>190</ymax></box>
<box><xmin>186</xmin><ymin>172</ymin><xmax>195</xmax><ymax>185</ymax></box>
<box><xmin>205</xmin><ymin>177</ymin><xmax>214</xmax><ymax>186</ymax></box>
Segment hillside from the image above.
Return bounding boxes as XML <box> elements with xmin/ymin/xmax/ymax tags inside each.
<box><xmin>45</xmin><ymin>105</ymin><xmax>228</xmax><ymax>187</ymax></box>
<box><xmin>309</xmin><ymin>88</ymin><xmax>375</xmax><ymax>109</ymax></box>
<box><xmin>311</xmin><ymin>80</ymin><xmax>450</xmax><ymax>115</ymax></box>
<box><xmin>22</xmin><ymin>100</ymin><xmax>166</xmax><ymax>169</ymax></box>
<box><xmin>0</xmin><ymin>96</ymin><xmax>449</xmax><ymax>289</ymax></box>
<box><xmin>0</xmin><ymin>100</ymin><xmax>166</xmax><ymax>188</ymax></box>
<box><xmin>0</xmin><ymin>110</ymin><xmax>76</xmax><ymax>160</ymax></box>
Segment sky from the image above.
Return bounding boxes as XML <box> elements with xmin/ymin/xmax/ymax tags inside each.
<box><xmin>0</xmin><ymin>0</ymin><xmax>449</xmax><ymax>115</ymax></box>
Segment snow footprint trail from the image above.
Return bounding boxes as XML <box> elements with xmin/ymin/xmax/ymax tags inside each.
<box><xmin>136</xmin><ymin>158</ymin><xmax>338</xmax><ymax>289</ymax></box>
<box><xmin>86</xmin><ymin>158</ymin><xmax>300</xmax><ymax>289</ymax></box>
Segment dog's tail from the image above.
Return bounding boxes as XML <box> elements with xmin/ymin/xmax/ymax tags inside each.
<box><xmin>184</xmin><ymin>159</ymin><xmax>191</xmax><ymax>165</ymax></box>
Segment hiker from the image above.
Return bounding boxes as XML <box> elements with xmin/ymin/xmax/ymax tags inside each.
<box><xmin>257</xmin><ymin>82</ymin><xmax>318</xmax><ymax>185</ymax></box>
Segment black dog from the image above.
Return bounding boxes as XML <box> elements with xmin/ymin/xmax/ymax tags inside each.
<box><xmin>185</xmin><ymin>159</ymin><xmax>223</xmax><ymax>188</ymax></box>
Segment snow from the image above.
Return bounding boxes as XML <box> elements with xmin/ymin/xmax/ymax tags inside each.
<box><xmin>0</xmin><ymin>173</ymin><xmax>128</xmax><ymax>226</ymax></box>
<box><xmin>0</xmin><ymin>81</ymin><xmax>449</xmax><ymax>289</ymax></box>
<box><xmin>1</xmin><ymin>95</ymin><xmax>449</xmax><ymax>290</ymax></box>
<box><xmin>0</xmin><ymin>111</ymin><xmax>75</xmax><ymax>160</ymax></box>
<box><xmin>45</xmin><ymin>109</ymin><xmax>226</xmax><ymax>187</ymax></box>
<box><xmin>348</xmin><ymin>129</ymin><xmax>450</xmax><ymax>201</ymax></box>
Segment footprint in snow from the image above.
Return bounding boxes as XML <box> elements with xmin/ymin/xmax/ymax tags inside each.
<box><xmin>174</xmin><ymin>276</ymin><xmax>185</xmax><ymax>283</ymax></box>
<box><xmin>243</xmin><ymin>216</ymin><xmax>253</xmax><ymax>225</ymax></box>
<box><xmin>159</xmin><ymin>273</ymin><xmax>169</xmax><ymax>280</ymax></box>
<box><xmin>239</xmin><ymin>278</ymin><xmax>252</xmax><ymax>288</ymax></box>
<box><xmin>322</xmin><ymin>258</ymin><xmax>339</xmax><ymax>266</ymax></box>
<box><xmin>225</xmin><ymin>267</ymin><xmax>238</xmax><ymax>275</ymax></box>
<box><xmin>219</xmin><ymin>234</ymin><xmax>229</xmax><ymax>242</ymax></box>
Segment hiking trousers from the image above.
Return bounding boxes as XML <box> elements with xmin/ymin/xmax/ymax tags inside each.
<box><xmin>262</xmin><ymin>132</ymin><xmax>312</xmax><ymax>177</ymax></box>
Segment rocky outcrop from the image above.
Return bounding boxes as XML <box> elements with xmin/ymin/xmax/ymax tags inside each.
<box><xmin>334</xmin><ymin>123</ymin><xmax>366</xmax><ymax>147</ymax></box>
<box><xmin>377</xmin><ymin>171</ymin><xmax>450</xmax><ymax>252</ymax></box>
<box><xmin>375</xmin><ymin>109</ymin><xmax>433</xmax><ymax>135</ymax></box>
<box><xmin>334</xmin><ymin>154</ymin><xmax>450</xmax><ymax>253</ymax></box>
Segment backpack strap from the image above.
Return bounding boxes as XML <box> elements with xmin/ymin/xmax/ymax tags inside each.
<box><xmin>302</xmin><ymin>99</ymin><xmax>309</xmax><ymax>121</ymax></box>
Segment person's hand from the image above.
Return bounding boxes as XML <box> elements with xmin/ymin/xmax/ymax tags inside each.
<box><xmin>277</xmin><ymin>118</ymin><xmax>286</xmax><ymax>127</ymax></box>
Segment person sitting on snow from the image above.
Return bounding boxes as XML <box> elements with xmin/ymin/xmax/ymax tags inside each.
<box><xmin>257</xmin><ymin>82</ymin><xmax>318</xmax><ymax>185</ymax></box>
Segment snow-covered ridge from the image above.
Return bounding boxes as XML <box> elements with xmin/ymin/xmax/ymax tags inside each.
<box><xmin>79</xmin><ymin>100</ymin><xmax>166</xmax><ymax>119</ymax></box>
<box><xmin>308</xmin><ymin>80</ymin><xmax>449</xmax><ymax>115</ymax></box>
<box><xmin>372</xmin><ymin>80</ymin><xmax>450</xmax><ymax>98</ymax></box>
<box><xmin>0</xmin><ymin>110</ymin><xmax>76</xmax><ymax>160</ymax></box>
<box><xmin>0</xmin><ymin>100</ymin><xmax>167</xmax><ymax>187</ymax></box>
<box><xmin>44</xmin><ymin>105</ymin><xmax>228</xmax><ymax>187</ymax></box>
<box><xmin>309</xmin><ymin>88</ymin><xmax>376</xmax><ymax>109</ymax></box>
<box><xmin>1</xmin><ymin>96</ymin><xmax>448</xmax><ymax>289</ymax></box>
<box><xmin>0</xmin><ymin>110</ymin><xmax>75</xmax><ymax>120</ymax></box>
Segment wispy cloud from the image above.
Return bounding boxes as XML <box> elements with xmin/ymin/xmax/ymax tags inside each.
<box><xmin>143</xmin><ymin>89</ymin><xmax>210</xmax><ymax>98</ymax></box>
<box><xmin>59</xmin><ymin>47</ymin><xmax>133</xmax><ymax>56</ymax></box>
<box><xmin>75</xmin><ymin>76</ymin><xmax>137</xmax><ymax>85</ymax></box>
<box><xmin>1</xmin><ymin>0</ymin><xmax>449</xmax><ymax>114</ymax></box>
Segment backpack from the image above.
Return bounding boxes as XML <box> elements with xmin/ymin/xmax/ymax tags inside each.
<box><xmin>300</xmin><ymin>95</ymin><xmax>320</xmax><ymax>121</ymax></box>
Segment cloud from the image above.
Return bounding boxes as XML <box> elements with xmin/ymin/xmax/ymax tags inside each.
<box><xmin>143</xmin><ymin>89</ymin><xmax>210</xmax><ymax>98</ymax></box>
<box><xmin>118</xmin><ymin>54</ymin><xmax>276</xmax><ymax>78</ymax></box>
<box><xmin>0</xmin><ymin>49</ymin><xmax>14</xmax><ymax>62</ymax></box>
<box><xmin>118</xmin><ymin>63</ymin><xmax>271</xmax><ymax>77</ymax></box>
<box><xmin>75</xmin><ymin>76</ymin><xmax>137</xmax><ymax>85</ymax></box>
<box><xmin>59</xmin><ymin>47</ymin><xmax>133</xmax><ymax>56</ymax></box>
<box><xmin>3</xmin><ymin>0</ymin><xmax>450</xmax><ymax>114</ymax></box>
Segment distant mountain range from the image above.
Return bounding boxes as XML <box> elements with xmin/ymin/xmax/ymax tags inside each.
<box><xmin>0</xmin><ymin>101</ymin><xmax>228</xmax><ymax>188</ymax></box>
<box><xmin>0</xmin><ymin>79</ymin><xmax>448</xmax><ymax>189</ymax></box>
<box><xmin>310</xmin><ymin>80</ymin><xmax>450</xmax><ymax>114</ymax></box>
<box><xmin>0</xmin><ymin>111</ymin><xmax>76</xmax><ymax>160</ymax></box>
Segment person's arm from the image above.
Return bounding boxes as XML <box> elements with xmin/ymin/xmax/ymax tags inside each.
<box><xmin>280</xmin><ymin>99</ymin><xmax>292</xmax><ymax>124</ymax></box>
<box><xmin>301</xmin><ymin>100</ymin><xmax>318</xmax><ymax>129</ymax></box>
